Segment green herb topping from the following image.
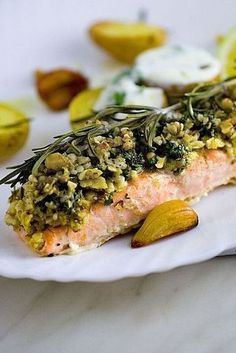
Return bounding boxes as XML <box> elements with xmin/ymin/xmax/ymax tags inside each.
<box><xmin>1</xmin><ymin>77</ymin><xmax>236</xmax><ymax>234</ymax></box>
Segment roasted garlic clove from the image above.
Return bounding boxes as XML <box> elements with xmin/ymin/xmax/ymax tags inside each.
<box><xmin>35</xmin><ymin>68</ymin><xmax>88</xmax><ymax>111</ymax></box>
<box><xmin>131</xmin><ymin>200</ymin><xmax>198</xmax><ymax>248</ymax></box>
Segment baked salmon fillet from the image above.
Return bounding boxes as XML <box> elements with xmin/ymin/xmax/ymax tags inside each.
<box><xmin>1</xmin><ymin>78</ymin><xmax>236</xmax><ymax>256</ymax></box>
<box><xmin>17</xmin><ymin>150</ymin><xmax>236</xmax><ymax>255</ymax></box>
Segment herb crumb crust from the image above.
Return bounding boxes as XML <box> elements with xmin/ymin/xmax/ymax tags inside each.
<box><xmin>2</xmin><ymin>78</ymin><xmax>236</xmax><ymax>235</ymax></box>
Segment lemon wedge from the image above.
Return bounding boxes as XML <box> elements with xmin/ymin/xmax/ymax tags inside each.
<box><xmin>0</xmin><ymin>103</ymin><xmax>30</xmax><ymax>162</ymax></box>
<box><xmin>218</xmin><ymin>27</ymin><xmax>236</xmax><ymax>78</ymax></box>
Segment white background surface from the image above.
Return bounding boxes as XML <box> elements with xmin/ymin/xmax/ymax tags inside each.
<box><xmin>0</xmin><ymin>0</ymin><xmax>236</xmax><ymax>351</ymax></box>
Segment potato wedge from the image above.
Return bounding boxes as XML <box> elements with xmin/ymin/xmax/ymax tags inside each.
<box><xmin>89</xmin><ymin>21</ymin><xmax>167</xmax><ymax>64</ymax></box>
<box><xmin>35</xmin><ymin>68</ymin><xmax>88</xmax><ymax>111</ymax></box>
<box><xmin>131</xmin><ymin>200</ymin><xmax>198</xmax><ymax>248</ymax></box>
<box><xmin>0</xmin><ymin>103</ymin><xmax>30</xmax><ymax>162</ymax></box>
<box><xmin>69</xmin><ymin>87</ymin><xmax>103</xmax><ymax>129</ymax></box>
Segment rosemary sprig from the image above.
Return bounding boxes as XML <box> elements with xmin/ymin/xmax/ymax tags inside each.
<box><xmin>185</xmin><ymin>76</ymin><xmax>236</xmax><ymax>118</ymax></box>
<box><xmin>1</xmin><ymin>77</ymin><xmax>235</xmax><ymax>188</ymax></box>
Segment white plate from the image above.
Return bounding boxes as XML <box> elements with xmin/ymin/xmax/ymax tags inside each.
<box><xmin>0</xmin><ymin>0</ymin><xmax>235</xmax><ymax>282</ymax></box>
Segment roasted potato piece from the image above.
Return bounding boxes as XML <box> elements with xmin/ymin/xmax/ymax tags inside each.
<box><xmin>69</xmin><ymin>87</ymin><xmax>103</xmax><ymax>129</ymax></box>
<box><xmin>0</xmin><ymin>103</ymin><xmax>30</xmax><ymax>162</ymax></box>
<box><xmin>35</xmin><ymin>68</ymin><xmax>88</xmax><ymax>111</ymax></box>
<box><xmin>131</xmin><ymin>200</ymin><xmax>198</xmax><ymax>248</ymax></box>
<box><xmin>89</xmin><ymin>21</ymin><xmax>167</xmax><ymax>64</ymax></box>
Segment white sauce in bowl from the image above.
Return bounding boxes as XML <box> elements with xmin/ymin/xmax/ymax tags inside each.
<box><xmin>94</xmin><ymin>76</ymin><xmax>165</xmax><ymax>111</ymax></box>
<box><xmin>135</xmin><ymin>45</ymin><xmax>221</xmax><ymax>87</ymax></box>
